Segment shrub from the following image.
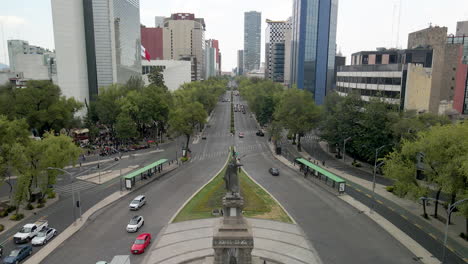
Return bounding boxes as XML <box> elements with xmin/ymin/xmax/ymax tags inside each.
<box><xmin>46</xmin><ymin>189</ymin><xmax>56</xmax><ymax>199</ymax></box>
<box><xmin>25</xmin><ymin>203</ymin><xmax>34</xmax><ymax>210</ymax></box>
<box><xmin>36</xmin><ymin>203</ymin><xmax>45</xmax><ymax>208</ymax></box>
<box><xmin>181</xmin><ymin>157</ymin><xmax>189</xmax><ymax>162</ymax></box>
<box><xmin>7</xmin><ymin>205</ymin><xmax>16</xmax><ymax>213</ymax></box>
<box><xmin>352</xmin><ymin>161</ymin><xmax>362</xmax><ymax>167</ymax></box>
<box><xmin>386</xmin><ymin>186</ymin><xmax>395</xmax><ymax>193</ymax></box>
<box><xmin>10</xmin><ymin>213</ymin><xmax>24</xmax><ymax>221</ymax></box>
<box><xmin>460</xmin><ymin>233</ymin><xmax>467</xmax><ymax>240</ymax></box>
<box><xmin>0</xmin><ymin>210</ymin><xmax>8</xmax><ymax>218</ymax></box>
<box><xmin>0</xmin><ymin>224</ymin><xmax>4</xmax><ymax>232</ymax></box>
<box><xmin>38</xmin><ymin>198</ymin><xmax>47</xmax><ymax>204</ymax></box>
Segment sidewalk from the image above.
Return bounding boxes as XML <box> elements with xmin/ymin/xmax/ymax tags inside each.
<box><xmin>282</xmin><ymin>139</ymin><xmax>468</xmax><ymax>262</ymax></box>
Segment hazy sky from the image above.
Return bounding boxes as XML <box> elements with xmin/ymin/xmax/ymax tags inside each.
<box><xmin>1</xmin><ymin>0</ymin><xmax>467</xmax><ymax>71</ymax></box>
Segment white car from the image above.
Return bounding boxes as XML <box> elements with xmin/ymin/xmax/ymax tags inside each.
<box><xmin>31</xmin><ymin>227</ymin><xmax>57</xmax><ymax>246</ymax></box>
<box><xmin>126</xmin><ymin>216</ymin><xmax>144</xmax><ymax>232</ymax></box>
<box><xmin>129</xmin><ymin>195</ymin><xmax>146</xmax><ymax>210</ymax></box>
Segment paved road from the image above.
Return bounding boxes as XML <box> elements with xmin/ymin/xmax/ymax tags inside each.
<box><xmin>41</xmin><ymin>94</ymin><xmax>233</xmax><ymax>264</ymax></box>
<box><xmin>232</xmin><ymin>96</ymin><xmax>419</xmax><ymax>264</ymax></box>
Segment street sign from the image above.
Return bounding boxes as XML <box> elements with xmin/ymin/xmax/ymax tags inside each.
<box><xmin>339</xmin><ymin>182</ymin><xmax>346</xmax><ymax>193</ymax></box>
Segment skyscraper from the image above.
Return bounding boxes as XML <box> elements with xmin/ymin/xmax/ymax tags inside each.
<box><xmin>265</xmin><ymin>19</ymin><xmax>292</xmax><ymax>83</ymax></box>
<box><xmin>162</xmin><ymin>13</ymin><xmax>206</xmax><ymax>81</ymax></box>
<box><xmin>244</xmin><ymin>11</ymin><xmax>261</xmax><ymax>72</ymax></box>
<box><xmin>290</xmin><ymin>0</ymin><xmax>338</xmax><ymax>105</ymax></box>
<box><xmin>237</xmin><ymin>50</ymin><xmax>244</xmax><ymax>75</ymax></box>
<box><xmin>52</xmin><ymin>0</ymin><xmax>141</xmax><ymax>104</ymax></box>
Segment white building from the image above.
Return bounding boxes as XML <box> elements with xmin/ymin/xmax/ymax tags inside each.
<box><xmin>265</xmin><ymin>19</ymin><xmax>291</xmax><ymax>83</ymax></box>
<box><xmin>51</xmin><ymin>0</ymin><xmax>141</xmax><ymax>105</ymax></box>
<box><xmin>142</xmin><ymin>60</ymin><xmax>191</xmax><ymax>91</ymax></box>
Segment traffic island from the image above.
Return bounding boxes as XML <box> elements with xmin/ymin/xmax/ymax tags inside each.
<box><xmin>172</xmin><ymin>167</ymin><xmax>292</xmax><ymax>223</ymax></box>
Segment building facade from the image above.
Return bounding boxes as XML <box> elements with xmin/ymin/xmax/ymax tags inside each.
<box><xmin>237</xmin><ymin>50</ymin><xmax>244</xmax><ymax>76</ymax></box>
<box><xmin>450</xmin><ymin>35</ymin><xmax>468</xmax><ymax>115</ymax></box>
<box><xmin>142</xmin><ymin>60</ymin><xmax>191</xmax><ymax>91</ymax></box>
<box><xmin>265</xmin><ymin>19</ymin><xmax>292</xmax><ymax>83</ymax></box>
<box><xmin>162</xmin><ymin>13</ymin><xmax>206</xmax><ymax>81</ymax></box>
<box><xmin>141</xmin><ymin>25</ymin><xmax>164</xmax><ymax>60</ymax></box>
<box><xmin>336</xmin><ymin>48</ymin><xmax>433</xmax><ymax>109</ymax></box>
<box><xmin>290</xmin><ymin>0</ymin><xmax>339</xmax><ymax>105</ymax></box>
<box><xmin>52</xmin><ymin>0</ymin><xmax>141</xmax><ymax>104</ymax></box>
<box><xmin>244</xmin><ymin>11</ymin><xmax>261</xmax><ymax>72</ymax></box>
<box><xmin>7</xmin><ymin>40</ymin><xmax>56</xmax><ymax>81</ymax></box>
<box><xmin>456</xmin><ymin>21</ymin><xmax>468</xmax><ymax>37</ymax></box>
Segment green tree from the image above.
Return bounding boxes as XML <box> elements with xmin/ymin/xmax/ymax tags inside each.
<box><xmin>95</xmin><ymin>84</ymin><xmax>125</xmax><ymax>133</ymax></box>
<box><xmin>274</xmin><ymin>89</ymin><xmax>321</xmax><ymax>151</ymax></box>
<box><xmin>383</xmin><ymin>122</ymin><xmax>468</xmax><ymax>224</ymax></box>
<box><xmin>169</xmin><ymin>102</ymin><xmax>207</xmax><ymax>155</ymax></box>
<box><xmin>115</xmin><ymin>112</ymin><xmax>138</xmax><ymax>143</ymax></box>
<box><xmin>148</xmin><ymin>67</ymin><xmax>166</xmax><ymax>89</ymax></box>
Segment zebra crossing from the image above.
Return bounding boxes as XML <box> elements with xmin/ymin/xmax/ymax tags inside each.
<box><xmin>191</xmin><ymin>150</ymin><xmax>229</xmax><ymax>161</ymax></box>
<box><xmin>54</xmin><ymin>180</ymin><xmax>98</xmax><ymax>197</ymax></box>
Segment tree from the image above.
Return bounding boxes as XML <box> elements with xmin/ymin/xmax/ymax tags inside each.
<box><xmin>115</xmin><ymin>112</ymin><xmax>138</xmax><ymax>143</ymax></box>
<box><xmin>94</xmin><ymin>84</ymin><xmax>125</xmax><ymax>133</ymax></box>
<box><xmin>0</xmin><ymin>80</ymin><xmax>83</xmax><ymax>135</ymax></box>
<box><xmin>274</xmin><ymin>89</ymin><xmax>321</xmax><ymax>151</ymax></box>
<box><xmin>267</xmin><ymin>121</ymin><xmax>283</xmax><ymax>148</ymax></box>
<box><xmin>383</xmin><ymin>122</ymin><xmax>468</xmax><ymax>225</ymax></box>
<box><xmin>148</xmin><ymin>67</ymin><xmax>166</xmax><ymax>89</ymax></box>
<box><xmin>168</xmin><ymin>102</ymin><xmax>207</xmax><ymax>155</ymax></box>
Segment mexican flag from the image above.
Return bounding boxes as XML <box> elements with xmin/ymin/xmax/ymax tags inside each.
<box><xmin>141</xmin><ymin>45</ymin><xmax>151</xmax><ymax>62</ymax></box>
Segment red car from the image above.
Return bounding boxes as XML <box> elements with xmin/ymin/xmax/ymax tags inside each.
<box><xmin>131</xmin><ymin>233</ymin><xmax>151</xmax><ymax>254</ymax></box>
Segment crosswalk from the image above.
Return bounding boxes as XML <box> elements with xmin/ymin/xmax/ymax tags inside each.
<box><xmin>54</xmin><ymin>180</ymin><xmax>98</xmax><ymax>197</ymax></box>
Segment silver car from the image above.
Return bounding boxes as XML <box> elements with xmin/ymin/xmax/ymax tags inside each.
<box><xmin>126</xmin><ymin>216</ymin><xmax>144</xmax><ymax>232</ymax></box>
<box><xmin>129</xmin><ymin>195</ymin><xmax>146</xmax><ymax>210</ymax></box>
<box><xmin>31</xmin><ymin>227</ymin><xmax>57</xmax><ymax>246</ymax></box>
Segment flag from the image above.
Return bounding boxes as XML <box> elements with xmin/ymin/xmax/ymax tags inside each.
<box><xmin>141</xmin><ymin>45</ymin><xmax>151</xmax><ymax>62</ymax></box>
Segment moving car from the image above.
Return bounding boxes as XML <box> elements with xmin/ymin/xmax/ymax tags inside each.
<box><xmin>131</xmin><ymin>233</ymin><xmax>152</xmax><ymax>254</ymax></box>
<box><xmin>31</xmin><ymin>227</ymin><xmax>57</xmax><ymax>246</ymax></box>
<box><xmin>129</xmin><ymin>195</ymin><xmax>146</xmax><ymax>210</ymax></box>
<box><xmin>238</xmin><ymin>132</ymin><xmax>244</xmax><ymax>138</ymax></box>
<box><xmin>3</xmin><ymin>245</ymin><xmax>32</xmax><ymax>264</ymax></box>
<box><xmin>126</xmin><ymin>216</ymin><xmax>144</xmax><ymax>232</ymax></box>
<box><xmin>13</xmin><ymin>220</ymin><xmax>48</xmax><ymax>244</ymax></box>
<box><xmin>256</xmin><ymin>130</ymin><xmax>265</xmax><ymax>137</ymax></box>
<box><xmin>269</xmin><ymin>168</ymin><xmax>280</xmax><ymax>176</ymax></box>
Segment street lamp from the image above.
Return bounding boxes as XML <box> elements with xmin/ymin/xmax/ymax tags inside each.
<box><xmin>442</xmin><ymin>198</ymin><xmax>468</xmax><ymax>263</ymax></box>
<box><xmin>46</xmin><ymin>167</ymin><xmax>81</xmax><ymax>222</ymax></box>
<box><xmin>343</xmin><ymin>137</ymin><xmax>352</xmax><ymax>163</ymax></box>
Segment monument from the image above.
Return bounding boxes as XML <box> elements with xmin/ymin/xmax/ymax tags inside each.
<box><xmin>213</xmin><ymin>148</ymin><xmax>254</xmax><ymax>264</ymax></box>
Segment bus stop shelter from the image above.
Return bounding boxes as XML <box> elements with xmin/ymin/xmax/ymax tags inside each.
<box><xmin>295</xmin><ymin>158</ymin><xmax>346</xmax><ymax>194</ymax></box>
<box><xmin>123</xmin><ymin>159</ymin><xmax>168</xmax><ymax>189</ymax></box>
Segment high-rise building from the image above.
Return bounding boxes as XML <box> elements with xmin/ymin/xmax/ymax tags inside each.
<box><xmin>237</xmin><ymin>50</ymin><xmax>244</xmax><ymax>75</ymax></box>
<box><xmin>290</xmin><ymin>0</ymin><xmax>338</xmax><ymax>105</ymax></box>
<box><xmin>163</xmin><ymin>13</ymin><xmax>206</xmax><ymax>81</ymax></box>
<box><xmin>141</xmin><ymin>25</ymin><xmax>164</xmax><ymax>60</ymax></box>
<box><xmin>51</xmin><ymin>0</ymin><xmax>142</xmax><ymax>104</ymax></box>
<box><xmin>456</xmin><ymin>21</ymin><xmax>468</xmax><ymax>36</ymax></box>
<box><xmin>450</xmin><ymin>34</ymin><xmax>468</xmax><ymax>115</ymax></box>
<box><xmin>265</xmin><ymin>19</ymin><xmax>292</xmax><ymax>83</ymax></box>
<box><xmin>244</xmin><ymin>11</ymin><xmax>261</xmax><ymax>72</ymax></box>
<box><xmin>155</xmin><ymin>16</ymin><xmax>165</xmax><ymax>28</ymax></box>
<box><xmin>204</xmin><ymin>39</ymin><xmax>221</xmax><ymax>79</ymax></box>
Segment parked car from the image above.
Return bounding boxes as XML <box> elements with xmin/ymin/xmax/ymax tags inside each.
<box><xmin>13</xmin><ymin>220</ymin><xmax>48</xmax><ymax>244</ymax></box>
<box><xmin>126</xmin><ymin>216</ymin><xmax>144</xmax><ymax>233</ymax></box>
<box><xmin>238</xmin><ymin>132</ymin><xmax>244</xmax><ymax>138</ymax></box>
<box><xmin>131</xmin><ymin>233</ymin><xmax>152</xmax><ymax>254</ymax></box>
<box><xmin>129</xmin><ymin>195</ymin><xmax>146</xmax><ymax>210</ymax></box>
<box><xmin>31</xmin><ymin>227</ymin><xmax>57</xmax><ymax>246</ymax></box>
<box><xmin>3</xmin><ymin>245</ymin><xmax>32</xmax><ymax>264</ymax></box>
<box><xmin>256</xmin><ymin>130</ymin><xmax>265</xmax><ymax>137</ymax></box>
<box><xmin>269</xmin><ymin>168</ymin><xmax>280</xmax><ymax>176</ymax></box>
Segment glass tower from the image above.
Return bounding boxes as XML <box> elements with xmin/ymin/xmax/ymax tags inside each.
<box><xmin>244</xmin><ymin>11</ymin><xmax>262</xmax><ymax>72</ymax></box>
<box><xmin>290</xmin><ymin>0</ymin><xmax>338</xmax><ymax>105</ymax></box>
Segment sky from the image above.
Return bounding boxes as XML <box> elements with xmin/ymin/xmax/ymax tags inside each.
<box><xmin>1</xmin><ymin>0</ymin><xmax>468</xmax><ymax>71</ymax></box>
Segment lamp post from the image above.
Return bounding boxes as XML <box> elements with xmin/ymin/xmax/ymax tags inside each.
<box><xmin>47</xmin><ymin>167</ymin><xmax>80</xmax><ymax>223</ymax></box>
<box><xmin>442</xmin><ymin>198</ymin><xmax>468</xmax><ymax>263</ymax></box>
<box><xmin>343</xmin><ymin>137</ymin><xmax>352</xmax><ymax>163</ymax></box>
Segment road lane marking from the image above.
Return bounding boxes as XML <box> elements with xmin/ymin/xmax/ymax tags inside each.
<box><xmin>388</xmin><ymin>206</ymin><xmax>395</xmax><ymax>211</ymax></box>
<box><xmin>428</xmin><ymin>233</ymin><xmax>437</xmax><ymax>240</ymax></box>
<box><xmin>401</xmin><ymin>215</ymin><xmax>408</xmax><ymax>220</ymax></box>
<box><xmin>376</xmin><ymin>200</ymin><xmax>383</xmax><ymax>205</ymax></box>
<box><xmin>414</xmin><ymin>223</ymin><xmax>423</xmax><ymax>229</ymax></box>
<box><xmin>365</xmin><ymin>193</ymin><xmax>372</xmax><ymax>198</ymax></box>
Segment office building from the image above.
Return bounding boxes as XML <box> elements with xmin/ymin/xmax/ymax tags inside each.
<box><xmin>141</xmin><ymin>25</ymin><xmax>164</xmax><ymax>60</ymax></box>
<box><xmin>337</xmin><ymin>48</ymin><xmax>433</xmax><ymax>109</ymax></box>
<box><xmin>7</xmin><ymin>40</ymin><xmax>56</xmax><ymax>81</ymax></box>
<box><xmin>237</xmin><ymin>50</ymin><xmax>244</xmax><ymax>76</ymax></box>
<box><xmin>51</xmin><ymin>0</ymin><xmax>141</xmax><ymax>104</ymax></box>
<box><xmin>265</xmin><ymin>19</ymin><xmax>292</xmax><ymax>83</ymax></box>
<box><xmin>142</xmin><ymin>60</ymin><xmax>191</xmax><ymax>91</ymax></box>
<box><xmin>163</xmin><ymin>13</ymin><xmax>206</xmax><ymax>81</ymax></box>
<box><xmin>204</xmin><ymin>39</ymin><xmax>221</xmax><ymax>79</ymax></box>
<box><xmin>244</xmin><ymin>11</ymin><xmax>261</xmax><ymax>72</ymax></box>
<box><xmin>290</xmin><ymin>0</ymin><xmax>339</xmax><ymax>105</ymax></box>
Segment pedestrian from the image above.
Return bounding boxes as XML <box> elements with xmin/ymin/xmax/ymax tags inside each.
<box><xmin>322</xmin><ymin>160</ymin><xmax>325</xmax><ymax>166</ymax></box>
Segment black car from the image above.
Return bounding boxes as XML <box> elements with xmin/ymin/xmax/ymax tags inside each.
<box><xmin>256</xmin><ymin>130</ymin><xmax>265</xmax><ymax>137</ymax></box>
<box><xmin>269</xmin><ymin>168</ymin><xmax>280</xmax><ymax>176</ymax></box>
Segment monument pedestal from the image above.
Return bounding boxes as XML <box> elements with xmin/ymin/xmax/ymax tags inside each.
<box><xmin>213</xmin><ymin>193</ymin><xmax>254</xmax><ymax>264</ymax></box>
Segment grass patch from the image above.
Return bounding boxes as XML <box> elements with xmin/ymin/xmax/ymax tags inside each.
<box><xmin>173</xmin><ymin>164</ymin><xmax>292</xmax><ymax>223</ymax></box>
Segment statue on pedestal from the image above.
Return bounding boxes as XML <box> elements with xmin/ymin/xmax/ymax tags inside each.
<box><xmin>224</xmin><ymin>149</ymin><xmax>240</xmax><ymax>194</ymax></box>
